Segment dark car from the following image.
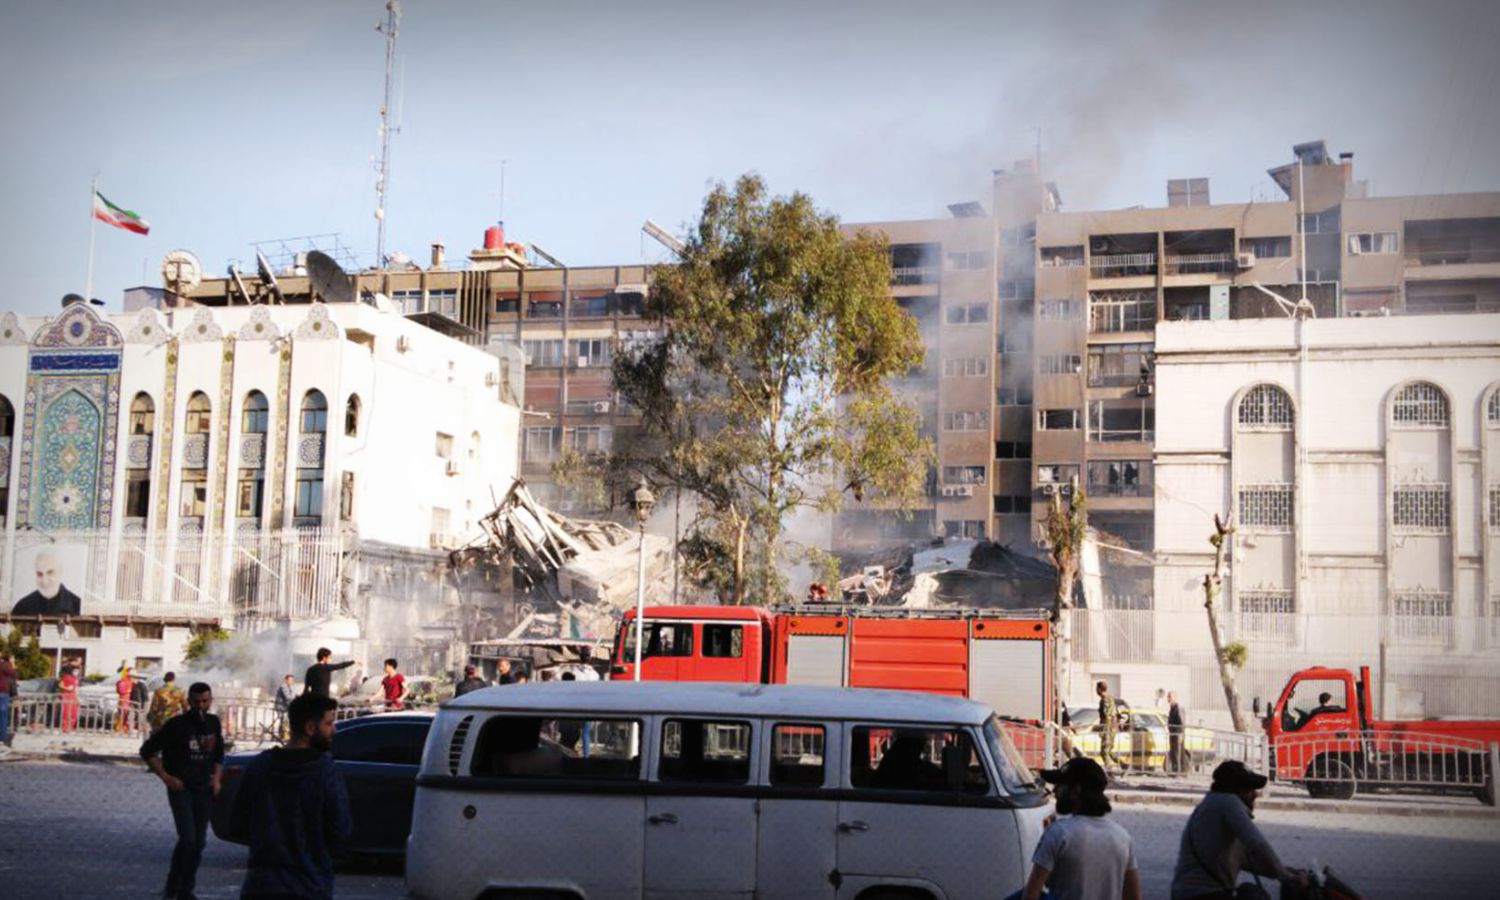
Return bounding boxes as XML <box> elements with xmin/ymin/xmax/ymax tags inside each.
<box><xmin>211</xmin><ymin>711</ymin><xmax>433</xmax><ymax>856</ymax></box>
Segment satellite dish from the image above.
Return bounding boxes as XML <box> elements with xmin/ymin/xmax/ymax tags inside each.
<box><xmin>306</xmin><ymin>250</ymin><xmax>354</xmax><ymax>304</ymax></box>
<box><xmin>161</xmin><ymin>250</ymin><xmax>203</xmax><ymax>294</ymax></box>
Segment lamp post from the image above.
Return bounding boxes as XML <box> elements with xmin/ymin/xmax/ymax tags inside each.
<box><xmin>630</xmin><ymin>478</ymin><xmax>656</xmax><ymax>681</ymax></box>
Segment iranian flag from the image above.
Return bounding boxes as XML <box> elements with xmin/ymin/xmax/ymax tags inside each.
<box><xmin>93</xmin><ymin>191</ymin><xmax>150</xmax><ymax>235</ymax></box>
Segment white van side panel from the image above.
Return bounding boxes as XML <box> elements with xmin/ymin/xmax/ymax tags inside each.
<box><xmin>644</xmin><ymin>795</ymin><xmax>757</xmax><ymax>898</ymax></box>
<box><xmin>406</xmin><ymin>787</ymin><xmax>645</xmax><ymax>900</ymax></box>
<box><xmin>786</xmin><ymin>635</ymin><xmax>847</xmax><ymax>686</ymax></box>
<box><xmin>757</xmin><ymin>798</ymin><xmax>838</xmax><ymax>899</ymax></box>
<box><xmin>834</xmin><ymin>803</ymin><xmax>1022</xmax><ymax>900</ymax></box>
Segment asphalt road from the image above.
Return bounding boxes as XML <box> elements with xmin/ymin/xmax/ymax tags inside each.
<box><xmin>1</xmin><ymin>759</ymin><xmax>1495</xmax><ymax>899</ymax></box>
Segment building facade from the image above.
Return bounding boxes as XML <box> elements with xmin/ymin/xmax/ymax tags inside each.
<box><xmin>0</xmin><ymin>301</ymin><xmax>520</xmax><ymax>677</ymax></box>
<box><xmin>1149</xmin><ymin>314</ymin><xmax>1500</xmax><ymax>719</ymax></box>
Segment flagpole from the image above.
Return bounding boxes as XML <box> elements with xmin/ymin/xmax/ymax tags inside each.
<box><xmin>85</xmin><ymin>177</ymin><xmax>98</xmax><ymax>301</ymax></box>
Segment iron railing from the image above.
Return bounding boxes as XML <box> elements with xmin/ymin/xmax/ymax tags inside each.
<box><xmin>1269</xmin><ymin>730</ymin><xmax>1496</xmax><ymax>801</ymax></box>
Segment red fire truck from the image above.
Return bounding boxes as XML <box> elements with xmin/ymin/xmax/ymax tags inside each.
<box><xmin>1265</xmin><ymin>664</ymin><xmax>1500</xmax><ymax>804</ymax></box>
<box><xmin>609</xmin><ymin>604</ymin><xmax>1054</xmax><ymax>724</ymax></box>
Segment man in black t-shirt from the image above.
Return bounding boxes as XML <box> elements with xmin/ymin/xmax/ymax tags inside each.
<box><xmin>140</xmin><ymin>682</ymin><xmax>224</xmax><ymax>900</ymax></box>
<box><xmin>302</xmin><ymin>647</ymin><xmax>357</xmax><ymax>698</ymax></box>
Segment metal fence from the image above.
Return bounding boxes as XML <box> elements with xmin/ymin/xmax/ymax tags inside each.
<box><xmin>7</xmin><ymin>693</ymin><xmax>369</xmax><ymax>746</ymax></box>
<box><xmin>1269</xmin><ymin>730</ymin><xmax>1497</xmax><ymax>802</ymax></box>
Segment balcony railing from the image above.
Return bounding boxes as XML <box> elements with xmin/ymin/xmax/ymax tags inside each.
<box><xmin>1406</xmin><ymin>248</ymin><xmax>1500</xmax><ymax>266</ymax></box>
<box><xmin>1089</xmin><ymin>253</ymin><xmax>1156</xmax><ymax>277</ymax></box>
<box><xmin>1087</xmin><ymin>480</ymin><xmax>1149</xmax><ymax>497</ymax></box>
<box><xmin>891</xmin><ymin>265</ymin><xmax>939</xmax><ymax>286</ymax></box>
<box><xmin>1164</xmin><ymin>252</ymin><xmax>1235</xmax><ymax>275</ymax></box>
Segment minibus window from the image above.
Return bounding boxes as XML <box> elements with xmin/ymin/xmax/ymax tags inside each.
<box><xmin>982</xmin><ymin>716</ymin><xmax>1043</xmax><ymax>797</ymax></box>
<box><xmin>702</xmin><ymin>624</ymin><xmax>744</xmax><ymax>658</ymax></box>
<box><xmin>850</xmin><ymin>726</ymin><xmax>988</xmax><ymax>794</ymax></box>
<box><xmin>471</xmin><ymin>715</ymin><xmax>641</xmax><ymax>779</ymax></box>
<box><xmin>770</xmin><ymin>723</ymin><xmax>825</xmax><ymax>787</ymax></box>
<box><xmin>659</xmin><ymin>719</ymin><xmax>752</xmax><ymax>783</ymax></box>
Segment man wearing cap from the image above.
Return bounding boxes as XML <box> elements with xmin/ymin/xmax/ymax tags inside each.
<box><xmin>454</xmin><ymin>665</ymin><xmax>488</xmax><ymax>697</ymax></box>
<box><xmin>1019</xmin><ymin>757</ymin><xmax>1141</xmax><ymax>900</ymax></box>
<box><xmin>1171</xmin><ymin>760</ymin><xmax>1306</xmax><ymax>899</ymax></box>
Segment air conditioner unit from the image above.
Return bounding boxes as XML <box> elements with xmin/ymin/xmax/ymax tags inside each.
<box><xmin>445</xmin><ymin>460</ymin><xmax>460</xmax><ymax>477</ymax></box>
<box><xmin>1236</xmin><ymin>252</ymin><xmax>1256</xmax><ymax>269</ymax></box>
<box><xmin>1135</xmin><ymin>382</ymin><xmax>1154</xmax><ymax>397</ymax></box>
<box><xmin>591</xmin><ymin>401</ymin><xmax>611</xmax><ymax>413</ymax></box>
<box><xmin>939</xmin><ymin>485</ymin><xmax>975</xmax><ymax>498</ymax></box>
<box><xmin>396</xmin><ymin>335</ymin><xmax>412</xmax><ymax>352</ymax></box>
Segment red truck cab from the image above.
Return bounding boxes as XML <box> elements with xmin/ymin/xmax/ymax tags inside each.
<box><xmin>611</xmin><ymin>605</ymin><xmax>773</xmax><ymax>682</ymax></box>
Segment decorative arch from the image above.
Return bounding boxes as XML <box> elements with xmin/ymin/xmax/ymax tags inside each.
<box><xmin>300</xmin><ymin>390</ymin><xmax>328</xmax><ymax>434</ymax></box>
<box><xmin>1388</xmin><ymin>380</ymin><xmax>1451</xmax><ymax>429</ymax></box>
<box><xmin>1236</xmin><ymin>383</ymin><xmax>1294</xmax><ymax>430</ymax></box>
<box><xmin>242</xmin><ymin>390</ymin><xmax>269</xmax><ymax>435</ymax></box>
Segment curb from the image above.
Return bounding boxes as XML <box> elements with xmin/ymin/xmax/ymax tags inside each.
<box><xmin>1110</xmin><ymin>789</ymin><xmax>1498</xmax><ymax>819</ymax></box>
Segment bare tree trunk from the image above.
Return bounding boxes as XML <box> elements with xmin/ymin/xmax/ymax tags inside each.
<box><xmin>732</xmin><ymin>515</ymin><xmax>749</xmax><ymax>606</ymax></box>
<box><xmin>1204</xmin><ymin>513</ymin><xmax>1248</xmax><ymax>733</ymax></box>
<box><xmin>1046</xmin><ymin>484</ymin><xmax>1085</xmax><ymax>739</ymax></box>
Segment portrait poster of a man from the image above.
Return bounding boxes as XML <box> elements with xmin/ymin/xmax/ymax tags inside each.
<box><xmin>12</xmin><ymin>550</ymin><xmax>82</xmax><ymax>617</ymax></box>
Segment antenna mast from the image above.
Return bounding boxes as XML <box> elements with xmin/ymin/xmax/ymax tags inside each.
<box><xmin>374</xmin><ymin>0</ymin><xmax>401</xmax><ymax>268</ymax></box>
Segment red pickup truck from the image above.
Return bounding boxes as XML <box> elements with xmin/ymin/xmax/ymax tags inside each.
<box><xmin>1264</xmin><ymin>665</ymin><xmax>1499</xmax><ymax>804</ymax></box>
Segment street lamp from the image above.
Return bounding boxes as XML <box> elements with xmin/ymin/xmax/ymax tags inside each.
<box><xmin>630</xmin><ymin>478</ymin><xmax>656</xmax><ymax>681</ymax></box>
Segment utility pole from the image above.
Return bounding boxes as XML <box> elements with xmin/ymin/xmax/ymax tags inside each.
<box><xmin>374</xmin><ymin>1</ymin><xmax>401</xmax><ymax>268</ymax></box>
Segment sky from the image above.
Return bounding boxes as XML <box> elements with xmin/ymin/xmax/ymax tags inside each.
<box><xmin>3</xmin><ymin>0</ymin><xmax>1499</xmax><ymax>315</ymax></box>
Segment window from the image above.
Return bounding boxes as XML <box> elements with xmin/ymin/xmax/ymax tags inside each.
<box><xmin>942</xmin><ymin>357</ymin><xmax>989</xmax><ymax>378</ymax></box>
<box><xmin>522</xmin><ymin>338</ymin><xmax>565</xmax><ymax>367</ymax></box>
<box><xmin>660</xmin><ymin>719</ymin><xmax>752</xmax><ymax>783</ymax></box>
<box><xmin>1391</xmin><ymin>383</ymin><xmax>1449</xmax><ymax>427</ymax></box>
<box><xmin>70</xmin><ymin>621</ymin><xmax>101</xmax><ymax>638</ymax></box>
<box><xmin>344</xmin><ymin>394</ymin><xmax>360</xmax><ymax>437</ymax></box>
<box><xmin>1299</xmin><ymin>209</ymin><xmax>1341</xmax><ymax>234</ymax></box>
<box><xmin>1488</xmin><ymin>391</ymin><xmax>1500</xmax><ymax>425</ymax></box>
<box><xmin>571</xmin><ymin>291</ymin><xmax>611</xmax><ymax>317</ymax></box>
<box><xmin>1089</xmin><ymin>401</ymin><xmax>1154</xmax><ymax>442</ymax></box>
<box><xmin>300</xmin><ymin>390</ymin><xmax>328</xmax><ymax>434</ymax></box>
<box><xmin>1239</xmin><ymin>236</ymin><xmax>1292</xmax><ymax>258</ymax></box>
<box><xmin>524</xmin><ymin>427</ymin><xmax>560</xmax><ymax>462</ymax></box>
<box><xmin>849</xmin><ymin>726</ymin><xmax>988</xmax><ymax>794</ymax></box>
<box><xmin>430</xmin><ymin>507</ymin><xmax>451</xmax><ymax>535</ymax></box>
<box><xmin>1088</xmin><ymin>460</ymin><xmax>1151</xmax><ymax>497</ymax></box>
<box><xmin>1238</xmin><ymin>385</ymin><xmax>1293</xmax><ymax>429</ymax></box>
<box><xmin>1239</xmin><ymin>590</ymin><xmax>1295</xmax><ymax>639</ymax></box>
<box><xmin>621</xmin><ymin>622</ymin><xmax>694</xmax><ymax>660</ymax></box>
<box><xmin>770</xmin><ymin>724</ymin><xmax>825</xmax><ymax>787</ymax></box>
<box><xmin>1393</xmin><ymin>590</ymin><xmax>1453</xmax><ymax>644</ymax></box>
<box><xmin>943</xmin><ymin>519</ymin><xmax>986</xmax><ymax>539</ymax></box>
<box><xmin>179</xmin><ymin>470</ymin><xmax>208</xmax><ymax>518</ymax></box>
<box><xmin>1491</xmin><ymin>485</ymin><xmax>1500</xmax><ymax>531</ymax></box>
<box><xmin>470</xmin><ymin>716</ymin><xmax>641</xmax><ymax>779</ymax></box>
<box><xmin>945</xmin><ymin>303</ymin><xmax>990</xmax><ymax>325</ymax></box>
<box><xmin>1038</xmin><ymin>298</ymin><xmax>1081</xmax><ymax>320</ymax></box>
<box><xmin>126</xmin><ymin>470</ymin><xmax>151</xmax><ymax>518</ymax></box>
<box><xmin>1393</xmin><ymin>484</ymin><xmax>1450</xmax><ymax>532</ymax></box>
<box><xmin>237</xmin><ymin>471</ymin><xmax>264</xmax><ymax>518</ymax></box>
<box><xmin>993</xmin><ymin>495</ymin><xmax>1032</xmax><ymax>514</ymax></box>
<box><xmin>427</xmin><ymin>288</ymin><xmax>458</xmax><ymax>318</ymax></box>
<box><xmin>294</xmin><ymin>468</ymin><xmax>323</xmax><ymax>522</ymax></box>
<box><xmin>1001</xmin><ymin>223</ymin><xmax>1036</xmax><ymax>246</ymax></box>
<box><xmin>1347</xmin><ymin>232</ymin><xmax>1398</xmax><ymax>255</ymax></box>
<box><xmin>996</xmin><ymin>387</ymin><xmax>1033</xmax><ymax>406</ymax></box>
<box><xmin>527</xmin><ymin>292</ymin><xmax>564</xmax><ymax>318</ymax></box>
<box><xmin>333</xmin><ymin>721</ymin><xmax>431</xmax><ymax>766</ymax></box>
<box><xmin>131</xmin><ymin>623</ymin><xmax>165</xmax><ymax>640</ymax></box>
<box><xmin>129</xmin><ymin>393</ymin><xmax>155</xmax><ymax>435</ymax></box>
<box><xmin>571</xmin><ymin>338</ymin><xmax>611</xmax><ymax>368</ymax></box>
<box><xmin>391</xmin><ymin>289</ymin><xmax>423</xmax><ymax>315</ymax></box>
<box><xmin>435</xmin><ymin>432</ymin><xmax>454</xmax><ymax>459</ymax></box>
<box><xmin>568</xmin><ymin>425</ymin><xmax>611</xmax><ymax>453</ymax></box>
<box><xmin>946</xmin><ymin>250</ymin><xmax>991</xmax><ymax>270</ymax></box>
<box><xmin>241</xmin><ymin>391</ymin><xmax>268</xmax><ymax>434</ymax></box>
<box><xmin>942</xmin><ymin>410</ymin><xmax>989</xmax><ymax>431</ymax></box>
<box><xmin>493</xmin><ymin>290</ymin><xmax>520</xmax><ymax>313</ymax></box>
<box><xmin>995</xmin><ymin>441</ymin><xmax>1031</xmax><ymax>459</ymax></box>
<box><xmin>942</xmin><ymin>465</ymin><xmax>987</xmax><ymax>484</ymax></box>
<box><xmin>1089</xmin><ymin>291</ymin><xmax>1155</xmax><ymax>333</ymax></box>
<box><xmin>1036</xmin><ymin>464</ymin><xmax>1079</xmax><ymax>487</ymax></box>
<box><xmin>1279</xmin><ymin>677</ymin><xmax>1347</xmax><ymax>730</ymax></box>
<box><xmin>1239</xmin><ymin>484</ymin><xmax>1294</xmax><ymax>529</ymax></box>
<box><xmin>1037</xmin><ymin>409</ymin><xmax>1079</xmax><ymax>431</ymax></box>
<box><xmin>1039</xmin><ymin>354</ymin><xmax>1081</xmax><ymax>376</ymax></box>
<box><xmin>184</xmin><ymin>392</ymin><xmax>211</xmax><ymax>433</ymax></box>
<box><xmin>1088</xmin><ymin>344</ymin><xmax>1151</xmax><ymax>388</ymax></box>
<box><xmin>997</xmin><ymin>279</ymin><xmax>1034</xmax><ymax>301</ymax></box>
<box><xmin>702</xmin><ymin>624</ymin><xmax>744</xmax><ymax>658</ymax></box>
<box><xmin>1039</xmin><ymin>246</ymin><xmax>1085</xmax><ymax>268</ymax></box>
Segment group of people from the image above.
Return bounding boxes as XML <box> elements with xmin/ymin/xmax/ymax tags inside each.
<box><xmin>1018</xmin><ymin>756</ymin><xmax>1311</xmax><ymax>900</ymax></box>
<box><xmin>1091</xmin><ymin>681</ymin><xmax>1191</xmax><ymax>774</ymax></box>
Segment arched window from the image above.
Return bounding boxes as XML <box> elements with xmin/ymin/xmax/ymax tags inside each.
<box><xmin>185</xmin><ymin>392</ymin><xmax>212</xmax><ymax>434</ymax></box>
<box><xmin>242</xmin><ymin>391</ymin><xmax>269</xmax><ymax>434</ymax></box>
<box><xmin>1488</xmin><ymin>389</ymin><xmax>1500</xmax><ymax>426</ymax></box>
<box><xmin>0</xmin><ymin>395</ymin><xmax>12</xmax><ymax>439</ymax></box>
<box><xmin>129</xmin><ymin>393</ymin><xmax>155</xmax><ymax>435</ymax></box>
<box><xmin>1391</xmin><ymin>382</ymin><xmax>1449</xmax><ymax>428</ymax></box>
<box><xmin>1237</xmin><ymin>384</ymin><xmax>1293</xmax><ymax>429</ymax></box>
<box><xmin>301</xmin><ymin>390</ymin><xmax>328</xmax><ymax>434</ymax></box>
<box><xmin>344</xmin><ymin>394</ymin><xmax>360</xmax><ymax>437</ymax></box>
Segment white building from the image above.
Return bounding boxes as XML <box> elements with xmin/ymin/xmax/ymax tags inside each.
<box><xmin>0</xmin><ymin>301</ymin><xmax>520</xmax><ymax>678</ymax></box>
<box><xmin>1143</xmin><ymin>312</ymin><xmax>1500</xmax><ymax>721</ymax></box>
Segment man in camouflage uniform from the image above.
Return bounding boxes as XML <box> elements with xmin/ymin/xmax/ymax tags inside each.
<box><xmin>1095</xmin><ymin>680</ymin><xmax>1126</xmax><ymax>771</ymax></box>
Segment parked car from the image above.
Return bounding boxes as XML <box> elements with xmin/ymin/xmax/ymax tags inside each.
<box><xmin>1065</xmin><ymin>705</ymin><xmax>1217</xmax><ymax>772</ymax></box>
<box><xmin>211</xmin><ymin>711</ymin><xmax>434</xmax><ymax>856</ymax></box>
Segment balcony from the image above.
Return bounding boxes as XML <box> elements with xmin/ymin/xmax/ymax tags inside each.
<box><xmin>1089</xmin><ymin>253</ymin><xmax>1156</xmax><ymax>278</ymax></box>
<box><xmin>1406</xmin><ymin>248</ymin><xmax>1500</xmax><ymax>267</ymax></box>
<box><xmin>1164</xmin><ymin>252</ymin><xmax>1235</xmax><ymax>275</ymax></box>
<box><xmin>891</xmin><ymin>265</ymin><xmax>940</xmax><ymax>286</ymax></box>
<box><xmin>1404</xmin><ymin>217</ymin><xmax>1500</xmax><ymax>269</ymax></box>
<box><xmin>1088</xmin><ymin>291</ymin><xmax>1156</xmax><ymax>334</ymax></box>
